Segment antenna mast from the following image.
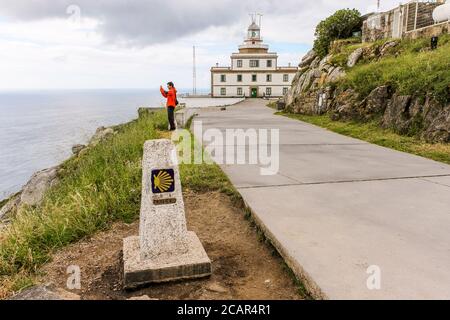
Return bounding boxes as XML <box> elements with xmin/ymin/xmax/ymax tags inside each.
<box><xmin>257</xmin><ymin>13</ymin><xmax>263</xmax><ymax>28</ymax></box>
<box><xmin>193</xmin><ymin>45</ymin><xmax>197</xmax><ymax>96</ymax></box>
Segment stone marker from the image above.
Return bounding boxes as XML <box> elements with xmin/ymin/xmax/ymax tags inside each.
<box><xmin>123</xmin><ymin>139</ymin><xmax>211</xmax><ymax>288</ymax></box>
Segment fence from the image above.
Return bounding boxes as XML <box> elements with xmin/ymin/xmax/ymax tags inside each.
<box><xmin>362</xmin><ymin>0</ymin><xmax>449</xmax><ymax>42</ymax></box>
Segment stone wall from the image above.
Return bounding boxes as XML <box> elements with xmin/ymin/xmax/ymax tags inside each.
<box><xmin>404</xmin><ymin>21</ymin><xmax>450</xmax><ymax>39</ymax></box>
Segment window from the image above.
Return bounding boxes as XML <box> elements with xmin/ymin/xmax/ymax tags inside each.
<box><xmin>250</xmin><ymin>60</ymin><xmax>259</xmax><ymax>68</ymax></box>
<box><xmin>220</xmin><ymin>75</ymin><xmax>226</xmax><ymax>82</ymax></box>
<box><xmin>237</xmin><ymin>74</ymin><xmax>243</xmax><ymax>82</ymax></box>
<box><xmin>237</xmin><ymin>87</ymin><xmax>243</xmax><ymax>96</ymax></box>
<box><xmin>283</xmin><ymin>87</ymin><xmax>289</xmax><ymax>95</ymax></box>
<box><xmin>252</xmin><ymin>74</ymin><xmax>257</xmax><ymax>82</ymax></box>
<box><xmin>266</xmin><ymin>74</ymin><xmax>272</xmax><ymax>82</ymax></box>
<box><xmin>220</xmin><ymin>88</ymin><xmax>226</xmax><ymax>96</ymax></box>
<box><xmin>266</xmin><ymin>87</ymin><xmax>272</xmax><ymax>96</ymax></box>
<box><xmin>283</xmin><ymin>74</ymin><xmax>289</xmax><ymax>82</ymax></box>
<box><xmin>237</xmin><ymin>60</ymin><xmax>243</xmax><ymax>68</ymax></box>
<box><xmin>267</xmin><ymin>60</ymin><xmax>272</xmax><ymax>68</ymax></box>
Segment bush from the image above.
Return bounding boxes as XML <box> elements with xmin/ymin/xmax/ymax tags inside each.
<box><xmin>313</xmin><ymin>9</ymin><xmax>362</xmax><ymax>58</ymax></box>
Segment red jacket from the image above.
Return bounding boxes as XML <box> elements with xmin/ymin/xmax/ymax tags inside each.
<box><xmin>160</xmin><ymin>87</ymin><xmax>177</xmax><ymax>107</ymax></box>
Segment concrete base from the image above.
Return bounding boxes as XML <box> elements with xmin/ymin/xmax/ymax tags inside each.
<box><xmin>123</xmin><ymin>232</ymin><xmax>211</xmax><ymax>289</ymax></box>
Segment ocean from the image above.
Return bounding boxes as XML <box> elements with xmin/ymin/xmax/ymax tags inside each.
<box><xmin>0</xmin><ymin>89</ymin><xmax>242</xmax><ymax>200</ymax></box>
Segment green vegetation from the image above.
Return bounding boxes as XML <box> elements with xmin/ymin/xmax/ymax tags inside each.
<box><xmin>278</xmin><ymin>112</ymin><xmax>450</xmax><ymax>165</ymax></box>
<box><xmin>334</xmin><ymin>34</ymin><xmax>450</xmax><ymax>103</ymax></box>
<box><xmin>313</xmin><ymin>9</ymin><xmax>362</xmax><ymax>58</ymax></box>
<box><xmin>0</xmin><ymin>112</ymin><xmax>165</xmax><ymax>278</ymax></box>
<box><xmin>0</xmin><ymin>198</ymin><xmax>8</xmax><ymax>211</ymax></box>
<box><xmin>0</xmin><ymin>110</ymin><xmax>238</xmax><ymax>297</ymax></box>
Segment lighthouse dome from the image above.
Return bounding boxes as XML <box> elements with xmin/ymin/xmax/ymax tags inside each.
<box><xmin>248</xmin><ymin>22</ymin><xmax>260</xmax><ymax>30</ymax></box>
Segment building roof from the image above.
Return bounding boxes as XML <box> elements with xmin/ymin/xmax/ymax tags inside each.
<box><xmin>248</xmin><ymin>22</ymin><xmax>261</xmax><ymax>30</ymax></box>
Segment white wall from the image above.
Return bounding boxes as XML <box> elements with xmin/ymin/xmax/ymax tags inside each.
<box><xmin>213</xmin><ymin>72</ymin><xmax>293</xmax><ymax>86</ymax></box>
<box><xmin>231</xmin><ymin>57</ymin><xmax>278</xmax><ymax>70</ymax></box>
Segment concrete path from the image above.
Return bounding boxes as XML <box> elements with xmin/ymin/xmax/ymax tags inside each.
<box><xmin>193</xmin><ymin>99</ymin><xmax>450</xmax><ymax>300</ymax></box>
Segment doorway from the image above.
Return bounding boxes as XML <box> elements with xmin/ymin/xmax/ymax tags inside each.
<box><xmin>251</xmin><ymin>87</ymin><xmax>258</xmax><ymax>98</ymax></box>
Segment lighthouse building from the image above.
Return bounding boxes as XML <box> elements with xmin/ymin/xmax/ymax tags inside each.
<box><xmin>211</xmin><ymin>21</ymin><xmax>298</xmax><ymax>98</ymax></box>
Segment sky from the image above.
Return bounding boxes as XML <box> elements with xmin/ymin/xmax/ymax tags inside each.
<box><xmin>0</xmin><ymin>0</ymin><xmax>402</xmax><ymax>91</ymax></box>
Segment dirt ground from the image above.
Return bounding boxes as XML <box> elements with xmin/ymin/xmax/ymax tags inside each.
<box><xmin>39</xmin><ymin>191</ymin><xmax>303</xmax><ymax>300</ymax></box>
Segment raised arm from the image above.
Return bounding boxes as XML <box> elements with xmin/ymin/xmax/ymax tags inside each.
<box><xmin>160</xmin><ymin>86</ymin><xmax>168</xmax><ymax>98</ymax></box>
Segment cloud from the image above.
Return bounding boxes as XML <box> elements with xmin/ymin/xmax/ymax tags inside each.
<box><xmin>0</xmin><ymin>0</ymin><xmax>405</xmax><ymax>90</ymax></box>
<box><xmin>0</xmin><ymin>0</ymin><xmax>401</xmax><ymax>47</ymax></box>
<box><xmin>0</xmin><ymin>0</ymin><xmax>257</xmax><ymax>46</ymax></box>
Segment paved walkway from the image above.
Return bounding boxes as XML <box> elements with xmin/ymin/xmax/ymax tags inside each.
<box><xmin>193</xmin><ymin>99</ymin><xmax>450</xmax><ymax>300</ymax></box>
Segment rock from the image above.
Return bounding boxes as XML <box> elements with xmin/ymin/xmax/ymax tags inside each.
<box><xmin>330</xmin><ymin>89</ymin><xmax>360</xmax><ymax>120</ymax></box>
<box><xmin>301</xmin><ymin>69</ymin><xmax>315</xmax><ymax>92</ymax></box>
<box><xmin>380</xmin><ymin>41</ymin><xmax>398</xmax><ymax>56</ymax></box>
<box><xmin>382</xmin><ymin>94</ymin><xmax>412</xmax><ymax>133</ymax></box>
<box><xmin>327</xmin><ymin>67</ymin><xmax>346</xmax><ymax>82</ymax></box>
<box><xmin>347</xmin><ymin>48</ymin><xmax>364</xmax><ymax>67</ymax></box>
<box><xmin>310</xmin><ymin>56</ymin><xmax>321</xmax><ymax>69</ymax></box>
<box><xmin>206</xmin><ymin>282</ymin><xmax>228</xmax><ymax>294</ymax></box>
<box><xmin>89</xmin><ymin>126</ymin><xmax>115</xmax><ymax>146</ymax></box>
<box><xmin>10</xmin><ymin>285</ymin><xmax>80</xmax><ymax>300</ymax></box>
<box><xmin>298</xmin><ymin>50</ymin><xmax>317</xmax><ymax>68</ymax></box>
<box><xmin>20</xmin><ymin>167</ymin><xmax>59</xmax><ymax>207</ymax></box>
<box><xmin>138</xmin><ymin>107</ymin><xmax>155</xmax><ymax>118</ymax></box>
<box><xmin>361</xmin><ymin>86</ymin><xmax>392</xmax><ymax>118</ymax></box>
<box><xmin>128</xmin><ymin>295</ymin><xmax>158</xmax><ymax>300</ymax></box>
<box><xmin>422</xmin><ymin>104</ymin><xmax>450</xmax><ymax>143</ymax></box>
<box><xmin>318</xmin><ymin>55</ymin><xmax>331</xmax><ymax>71</ymax></box>
<box><xmin>72</xmin><ymin>144</ymin><xmax>86</xmax><ymax>155</ymax></box>
<box><xmin>0</xmin><ymin>194</ymin><xmax>21</xmax><ymax>222</ymax></box>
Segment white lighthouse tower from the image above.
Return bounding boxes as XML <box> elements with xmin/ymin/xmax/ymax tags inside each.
<box><xmin>211</xmin><ymin>16</ymin><xmax>298</xmax><ymax>98</ymax></box>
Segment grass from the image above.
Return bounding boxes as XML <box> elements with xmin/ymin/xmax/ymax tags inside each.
<box><xmin>0</xmin><ymin>111</ymin><xmax>166</xmax><ymax>279</ymax></box>
<box><xmin>278</xmin><ymin>112</ymin><xmax>450</xmax><ymax>165</ymax></box>
<box><xmin>0</xmin><ymin>109</ymin><xmax>243</xmax><ymax>298</ymax></box>
<box><xmin>339</xmin><ymin>35</ymin><xmax>450</xmax><ymax>103</ymax></box>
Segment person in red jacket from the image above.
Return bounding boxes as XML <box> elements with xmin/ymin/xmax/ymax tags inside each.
<box><xmin>160</xmin><ymin>82</ymin><xmax>178</xmax><ymax>131</ymax></box>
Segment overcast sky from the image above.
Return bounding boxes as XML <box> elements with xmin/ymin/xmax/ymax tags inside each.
<box><xmin>0</xmin><ymin>0</ymin><xmax>402</xmax><ymax>91</ymax></box>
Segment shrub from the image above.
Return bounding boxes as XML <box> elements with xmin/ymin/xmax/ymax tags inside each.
<box><xmin>313</xmin><ymin>9</ymin><xmax>362</xmax><ymax>58</ymax></box>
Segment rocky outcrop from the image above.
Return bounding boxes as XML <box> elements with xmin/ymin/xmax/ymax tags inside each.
<box><xmin>347</xmin><ymin>48</ymin><xmax>363</xmax><ymax>67</ymax></box>
<box><xmin>299</xmin><ymin>50</ymin><xmax>318</xmax><ymax>68</ymax></box>
<box><xmin>380</xmin><ymin>40</ymin><xmax>399</xmax><ymax>57</ymax></box>
<box><xmin>0</xmin><ymin>194</ymin><xmax>21</xmax><ymax>223</ymax></box>
<box><xmin>284</xmin><ymin>43</ymin><xmax>449</xmax><ymax>143</ymax></box>
<box><xmin>285</xmin><ymin>50</ymin><xmax>345</xmax><ymax>115</ymax></box>
<box><xmin>72</xmin><ymin>144</ymin><xmax>86</xmax><ymax>155</ymax></box>
<box><xmin>422</xmin><ymin>101</ymin><xmax>450</xmax><ymax>143</ymax></box>
<box><xmin>89</xmin><ymin>126</ymin><xmax>115</xmax><ymax>146</ymax></box>
<box><xmin>9</xmin><ymin>285</ymin><xmax>80</xmax><ymax>300</ymax></box>
<box><xmin>20</xmin><ymin>167</ymin><xmax>59</xmax><ymax>207</ymax></box>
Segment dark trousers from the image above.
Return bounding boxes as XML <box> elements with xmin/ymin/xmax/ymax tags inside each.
<box><xmin>167</xmin><ymin>106</ymin><xmax>176</xmax><ymax>131</ymax></box>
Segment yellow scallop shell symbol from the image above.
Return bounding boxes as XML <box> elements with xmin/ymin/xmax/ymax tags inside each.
<box><xmin>153</xmin><ymin>171</ymin><xmax>174</xmax><ymax>193</ymax></box>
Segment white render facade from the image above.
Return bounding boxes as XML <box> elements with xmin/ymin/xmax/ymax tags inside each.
<box><xmin>211</xmin><ymin>21</ymin><xmax>298</xmax><ymax>98</ymax></box>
